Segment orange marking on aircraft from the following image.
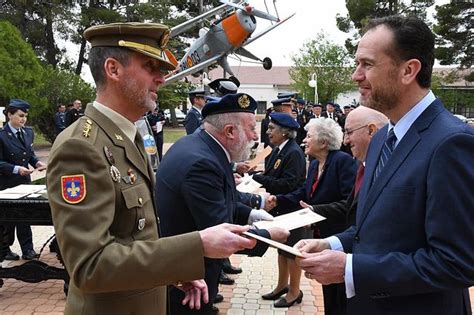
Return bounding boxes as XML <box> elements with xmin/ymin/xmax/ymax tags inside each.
<box><xmin>222</xmin><ymin>13</ymin><xmax>249</xmax><ymax>47</ymax></box>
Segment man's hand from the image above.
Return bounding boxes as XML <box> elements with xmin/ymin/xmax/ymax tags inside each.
<box><xmin>199</xmin><ymin>223</ymin><xmax>257</xmax><ymax>258</ymax></box>
<box><xmin>18</xmin><ymin>166</ymin><xmax>34</xmax><ymax>176</ymax></box>
<box><xmin>297</xmin><ymin>250</ymin><xmax>346</xmax><ymax>285</ymax></box>
<box><xmin>234</xmin><ymin>173</ymin><xmax>243</xmax><ymax>185</ymax></box>
<box><xmin>267</xmin><ymin>227</ymin><xmax>290</xmax><ymax>243</ymax></box>
<box><xmin>299</xmin><ymin>200</ymin><xmax>314</xmax><ymax>211</ymax></box>
<box><xmin>247</xmin><ymin>209</ymin><xmax>274</xmax><ymax>224</ymax></box>
<box><xmin>263</xmin><ymin>195</ymin><xmax>277</xmax><ymax>211</ymax></box>
<box><xmin>294</xmin><ymin>239</ymin><xmax>330</xmax><ymax>254</ymax></box>
<box><xmin>235</xmin><ymin>161</ymin><xmax>256</xmax><ymax>174</ymax></box>
<box><xmin>176</xmin><ymin>279</ymin><xmax>209</xmax><ymax>310</ymax></box>
<box><xmin>35</xmin><ymin>161</ymin><xmax>47</xmax><ymax>171</ymax></box>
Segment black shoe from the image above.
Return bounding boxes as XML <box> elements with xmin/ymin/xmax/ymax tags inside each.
<box><xmin>213</xmin><ymin>293</ymin><xmax>224</xmax><ymax>304</ymax></box>
<box><xmin>4</xmin><ymin>249</ymin><xmax>20</xmax><ymax>261</ymax></box>
<box><xmin>212</xmin><ymin>305</ymin><xmax>219</xmax><ymax>314</ymax></box>
<box><xmin>218</xmin><ymin>271</ymin><xmax>235</xmax><ymax>285</ymax></box>
<box><xmin>222</xmin><ymin>264</ymin><xmax>242</xmax><ymax>274</ymax></box>
<box><xmin>274</xmin><ymin>291</ymin><xmax>303</xmax><ymax>308</ymax></box>
<box><xmin>22</xmin><ymin>249</ymin><xmax>39</xmax><ymax>260</ymax></box>
<box><xmin>261</xmin><ymin>286</ymin><xmax>289</xmax><ymax>300</ymax></box>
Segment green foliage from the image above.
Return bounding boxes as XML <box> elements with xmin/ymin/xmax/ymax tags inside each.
<box><xmin>336</xmin><ymin>0</ymin><xmax>434</xmax><ymax>53</ymax></box>
<box><xmin>157</xmin><ymin>81</ymin><xmax>192</xmax><ymax>127</ymax></box>
<box><xmin>433</xmin><ymin>2</ymin><xmax>473</xmax><ymax>68</ymax></box>
<box><xmin>289</xmin><ymin>32</ymin><xmax>354</xmax><ymax>104</ymax></box>
<box><xmin>0</xmin><ymin>21</ymin><xmax>46</xmax><ymax>108</ymax></box>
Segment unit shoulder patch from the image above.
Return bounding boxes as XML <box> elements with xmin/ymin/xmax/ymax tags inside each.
<box><xmin>61</xmin><ymin>175</ymin><xmax>86</xmax><ymax>204</ymax></box>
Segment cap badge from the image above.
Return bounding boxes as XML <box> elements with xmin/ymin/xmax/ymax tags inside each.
<box><xmin>238</xmin><ymin>95</ymin><xmax>250</xmax><ymax>109</ymax></box>
<box><xmin>160</xmin><ymin>30</ymin><xmax>170</xmax><ymax>48</ymax></box>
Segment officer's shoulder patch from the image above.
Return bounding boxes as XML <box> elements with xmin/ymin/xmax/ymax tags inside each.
<box><xmin>61</xmin><ymin>175</ymin><xmax>86</xmax><ymax>204</ymax></box>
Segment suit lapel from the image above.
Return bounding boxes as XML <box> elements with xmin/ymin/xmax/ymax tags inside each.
<box><xmin>357</xmin><ymin>100</ymin><xmax>443</xmax><ymax>231</ymax></box>
<box><xmin>85</xmin><ymin>106</ymin><xmax>150</xmax><ymax>181</ymax></box>
<box><xmin>5</xmin><ymin>125</ymin><xmax>26</xmax><ymax>151</ymax></box>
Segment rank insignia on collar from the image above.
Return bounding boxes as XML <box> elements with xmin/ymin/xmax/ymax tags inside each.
<box><xmin>115</xmin><ymin>134</ymin><xmax>124</xmax><ymax>141</ymax></box>
<box><xmin>61</xmin><ymin>175</ymin><xmax>86</xmax><ymax>204</ymax></box>
<box><xmin>273</xmin><ymin>159</ymin><xmax>281</xmax><ymax>170</ymax></box>
<box><xmin>82</xmin><ymin>120</ymin><xmax>92</xmax><ymax>138</ymax></box>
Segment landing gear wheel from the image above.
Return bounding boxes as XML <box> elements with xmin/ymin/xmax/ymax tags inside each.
<box><xmin>263</xmin><ymin>57</ymin><xmax>272</xmax><ymax>70</ymax></box>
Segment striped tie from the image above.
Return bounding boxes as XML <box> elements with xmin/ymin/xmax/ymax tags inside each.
<box><xmin>373</xmin><ymin>129</ymin><xmax>396</xmax><ymax>183</ymax></box>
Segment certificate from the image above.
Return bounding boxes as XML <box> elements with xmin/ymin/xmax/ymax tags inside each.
<box><xmin>247</xmin><ymin>145</ymin><xmax>272</xmax><ymax>169</ymax></box>
<box><xmin>243</xmin><ymin>231</ymin><xmax>304</xmax><ymax>257</ymax></box>
<box><xmin>236</xmin><ymin>175</ymin><xmax>262</xmax><ymax>193</ymax></box>
<box><xmin>253</xmin><ymin>208</ymin><xmax>326</xmax><ymax>231</ymax></box>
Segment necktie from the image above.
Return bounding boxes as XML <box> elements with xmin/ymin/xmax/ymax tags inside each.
<box><xmin>373</xmin><ymin>129</ymin><xmax>396</xmax><ymax>182</ymax></box>
<box><xmin>16</xmin><ymin>130</ymin><xmax>25</xmax><ymax>146</ymax></box>
<box><xmin>354</xmin><ymin>164</ymin><xmax>365</xmax><ymax>196</ymax></box>
<box><xmin>310</xmin><ymin>166</ymin><xmax>321</xmax><ymax>197</ymax></box>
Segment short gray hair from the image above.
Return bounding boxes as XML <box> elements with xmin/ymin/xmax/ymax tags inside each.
<box><xmin>272</xmin><ymin>123</ymin><xmax>297</xmax><ymax>140</ymax></box>
<box><xmin>305</xmin><ymin>118</ymin><xmax>343</xmax><ymax>151</ymax></box>
<box><xmin>204</xmin><ymin>113</ymin><xmax>241</xmax><ymax>130</ymax></box>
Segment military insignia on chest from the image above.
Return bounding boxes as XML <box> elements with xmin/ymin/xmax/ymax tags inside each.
<box><xmin>274</xmin><ymin>159</ymin><xmax>281</xmax><ymax>170</ymax></box>
<box><xmin>104</xmin><ymin>146</ymin><xmax>121</xmax><ymax>183</ymax></box>
<box><xmin>61</xmin><ymin>175</ymin><xmax>86</xmax><ymax>204</ymax></box>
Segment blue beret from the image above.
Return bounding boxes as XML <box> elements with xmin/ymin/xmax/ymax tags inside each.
<box><xmin>188</xmin><ymin>89</ymin><xmax>205</xmax><ymax>97</ymax></box>
<box><xmin>205</xmin><ymin>95</ymin><xmax>221</xmax><ymax>103</ymax></box>
<box><xmin>8</xmin><ymin>99</ymin><xmax>30</xmax><ymax>112</ymax></box>
<box><xmin>277</xmin><ymin>92</ymin><xmax>297</xmax><ymax>99</ymax></box>
<box><xmin>271</xmin><ymin>97</ymin><xmax>293</xmax><ymax>106</ymax></box>
<box><xmin>297</xmin><ymin>98</ymin><xmax>305</xmax><ymax>105</ymax></box>
<box><xmin>202</xmin><ymin>93</ymin><xmax>257</xmax><ymax>118</ymax></box>
<box><xmin>269</xmin><ymin>112</ymin><xmax>299</xmax><ymax>130</ymax></box>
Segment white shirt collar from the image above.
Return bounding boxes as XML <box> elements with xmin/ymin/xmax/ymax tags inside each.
<box><xmin>278</xmin><ymin>139</ymin><xmax>289</xmax><ymax>151</ymax></box>
<box><xmin>192</xmin><ymin>106</ymin><xmax>202</xmax><ymax>114</ymax></box>
<box><xmin>93</xmin><ymin>101</ymin><xmax>137</xmax><ymax>142</ymax></box>
<box><xmin>8</xmin><ymin>122</ymin><xmax>20</xmax><ymax>134</ymax></box>
<box><xmin>388</xmin><ymin>90</ymin><xmax>435</xmax><ymax>148</ymax></box>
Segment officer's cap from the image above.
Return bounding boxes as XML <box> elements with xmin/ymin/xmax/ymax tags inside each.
<box><xmin>343</xmin><ymin>105</ymin><xmax>351</xmax><ymax>109</ymax></box>
<box><xmin>271</xmin><ymin>97</ymin><xmax>293</xmax><ymax>107</ymax></box>
<box><xmin>326</xmin><ymin>102</ymin><xmax>335</xmax><ymax>107</ymax></box>
<box><xmin>84</xmin><ymin>22</ymin><xmax>175</xmax><ymax>71</ymax></box>
<box><xmin>313</xmin><ymin>103</ymin><xmax>323</xmax><ymax>108</ymax></box>
<box><xmin>270</xmin><ymin>112</ymin><xmax>299</xmax><ymax>130</ymax></box>
<box><xmin>209</xmin><ymin>77</ymin><xmax>240</xmax><ymax>96</ymax></box>
<box><xmin>277</xmin><ymin>92</ymin><xmax>297</xmax><ymax>99</ymax></box>
<box><xmin>189</xmin><ymin>89</ymin><xmax>206</xmax><ymax>98</ymax></box>
<box><xmin>8</xmin><ymin>99</ymin><xmax>30</xmax><ymax>112</ymax></box>
<box><xmin>297</xmin><ymin>98</ymin><xmax>305</xmax><ymax>105</ymax></box>
<box><xmin>202</xmin><ymin>93</ymin><xmax>257</xmax><ymax>118</ymax></box>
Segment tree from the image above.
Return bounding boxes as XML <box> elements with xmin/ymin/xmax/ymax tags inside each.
<box><xmin>433</xmin><ymin>2</ymin><xmax>473</xmax><ymax>69</ymax></box>
<box><xmin>289</xmin><ymin>32</ymin><xmax>354</xmax><ymax>104</ymax></box>
<box><xmin>336</xmin><ymin>0</ymin><xmax>434</xmax><ymax>53</ymax></box>
<box><xmin>157</xmin><ymin>81</ymin><xmax>192</xmax><ymax>128</ymax></box>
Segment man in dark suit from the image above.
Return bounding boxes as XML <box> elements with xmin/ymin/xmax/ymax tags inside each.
<box><xmin>296</xmin><ymin>16</ymin><xmax>474</xmax><ymax>315</ymax></box>
<box><xmin>64</xmin><ymin>99</ymin><xmax>83</xmax><ymax>127</ymax></box>
<box><xmin>156</xmin><ymin>93</ymin><xmax>289</xmax><ymax>314</ymax></box>
<box><xmin>184</xmin><ymin>89</ymin><xmax>205</xmax><ymax>134</ymax></box>
<box><xmin>310</xmin><ymin>104</ymin><xmax>324</xmax><ymax>119</ymax></box>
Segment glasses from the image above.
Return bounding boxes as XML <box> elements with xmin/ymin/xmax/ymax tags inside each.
<box><xmin>344</xmin><ymin>125</ymin><xmax>367</xmax><ymax>137</ymax></box>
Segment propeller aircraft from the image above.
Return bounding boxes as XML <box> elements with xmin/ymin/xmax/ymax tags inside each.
<box><xmin>163</xmin><ymin>0</ymin><xmax>295</xmax><ymax>85</ymax></box>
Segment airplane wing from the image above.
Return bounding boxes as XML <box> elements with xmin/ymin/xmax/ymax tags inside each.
<box><xmin>234</xmin><ymin>47</ymin><xmax>261</xmax><ymax>61</ymax></box>
<box><xmin>164</xmin><ymin>53</ymin><xmax>225</xmax><ymax>86</ymax></box>
<box><xmin>170</xmin><ymin>3</ymin><xmax>230</xmax><ymax>38</ymax></box>
<box><xmin>243</xmin><ymin>12</ymin><xmax>295</xmax><ymax>47</ymax></box>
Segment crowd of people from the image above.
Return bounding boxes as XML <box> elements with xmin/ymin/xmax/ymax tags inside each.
<box><xmin>0</xmin><ymin>14</ymin><xmax>472</xmax><ymax>315</ymax></box>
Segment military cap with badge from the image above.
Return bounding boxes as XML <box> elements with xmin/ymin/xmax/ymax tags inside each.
<box><xmin>8</xmin><ymin>99</ymin><xmax>30</xmax><ymax>112</ymax></box>
<box><xmin>202</xmin><ymin>93</ymin><xmax>257</xmax><ymax>118</ymax></box>
<box><xmin>209</xmin><ymin>76</ymin><xmax>240</xmax><ymax>96</ymax></box>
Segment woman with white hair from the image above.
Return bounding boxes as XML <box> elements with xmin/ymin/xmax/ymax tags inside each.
<box><xmin>266</xmin><ymin>117</ymin><xmax>357</xmax><ymax>310</ymax></box>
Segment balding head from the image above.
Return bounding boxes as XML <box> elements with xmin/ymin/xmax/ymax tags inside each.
<box><xmin>344</xmin><ymin>106</ymin><xmax>388</xmax><ymax>162</ymax></box>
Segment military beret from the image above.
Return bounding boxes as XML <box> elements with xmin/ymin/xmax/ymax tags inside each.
<box><xmin>188</xmin><ymin>89</ymin><xmax>206</xmax><ymax>97</ymax></box>
<box><xmin>271</xmin><ymin>97</ymin><xmax>293</xmax><ymax>107</ymax></box>
<box><xmin>297</xmin><ymin>98</ymin><xmax>305</xmax><ymax>105</ymax></box>
<box><xmin>83</xmin><ymin>22</ymin><xmax>175</xmax><ymax>71</ymax></box>
<box><xmin>209</xmin><ymin>78</ymin><xmax>240</xmax><ymax>96</ymax></box>
<box><xmin>270</xmin><ymin>112</ymin><xmax>300</xmax><ymax>130</ymax></box>
<box><xmin>8</xmin><ymin>99</ymin><xmax>30</xmax><ymax>112</ymax></box>
<box><xmin>202</xmin><ymin>93</ymin><xmax>257</xmax><ymax>118</ymax></box>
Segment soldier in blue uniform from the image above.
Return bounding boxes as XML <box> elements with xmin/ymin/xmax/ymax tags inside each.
<box><xmin>0</xmin><ymin>99</ymin><xmax>46</xmax><ymax>260</ymax></box>
<box><xmin>184</xmin><ymin>90</ymin><xmax>205</xmax><ymax>134</ymax></box>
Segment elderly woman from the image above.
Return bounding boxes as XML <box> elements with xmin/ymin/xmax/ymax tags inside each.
<box><xmin>0</xmin><ymin>99</ymin><xmax>46</xmax><ymax>261</ymax></box>
<box><xmin>267</xmin><ymin>117</ymin><xmax>357</xmax><ymax>310</ymax></box>
<box><xmin>256</xmin><ymin>112</ymin><xmax>307</xmax><ymax>308</ymax></box>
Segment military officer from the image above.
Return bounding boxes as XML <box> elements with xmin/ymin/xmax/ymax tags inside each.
<box><xmin>0</xmin><ymin>99</ymin><xmax>45</xmax><ymax>261</ymax></box>
<box><xmin>46</xmin><ymin>22</ymin><xmax>258</xmax><ymax>315</ymax></box>
<box><xmin>185</xmin><ymin>89</ymin><xmax>206</xmax><ymax>134</ymax></box>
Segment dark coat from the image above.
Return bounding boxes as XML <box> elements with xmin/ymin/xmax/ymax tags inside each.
<box><xmin>184</xmin><ymin>107</ymin><xmax>202</xmax><ymax>135</ymax></box>
<box><xmin>156</xmin><ymin>130</ymin><xmax>270</xmax><ymax>313</ymax></box>
<box><xmin>0</xmin><ymin>124</ymin><xmax>39</xmax><ymax>190</ymax></box>
<box><xmin>253</xmin><ymin>139</ymin><xmax>306</xmax><ymax>196</ymax></box>
<box><xmin>276</xmin><ymin>150</ymin><xmax>356</xmax><ymax>237</ymax></box>
<box><xmin>337</xmin><ymin>99</ymin><xmax>474</xmax><ymax>314</ymax></box>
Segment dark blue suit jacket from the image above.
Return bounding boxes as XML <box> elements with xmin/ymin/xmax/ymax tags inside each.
<box><xmin>155</xmin><ymin>130</ymin><xmax>270</xmax><ymax>308</ymax></box>
<box><xmin>184</xmin><ymin>107</ymin><xmax>202</xmax><ymax>135</ymax></box>
<box><xmin>276</xmin><ymin>150</ymin><xmax>356</xmax><ymax>237</ymax></box>
<box><xmin>253</xmin><ymin>139</ymin><xmax>306</xmax><ymax>195</ymax></box>
<box><xmin>337</xmin><ymin>99</ymin><xmax>474</xmax><ymax>314</ymax></box>
<box><xmin>0</xmin><ymin>125</ymin><xmax>39</xmax><ymax>190</ymax></box>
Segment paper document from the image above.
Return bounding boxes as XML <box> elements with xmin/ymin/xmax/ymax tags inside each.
<box><xmin>247</xmin><ymin>145</ymin><xmax>272</xmax><ymax>169</ymax></box>
<box><xmin>254</xmin><ymin>208</ymin><xmax>326</xmax><ymax>231</ymax></box>
<box><xmin>243</xmin><ymin>231</ymin><xmax>304</xmax><ymax>257</ymax></box>
<box><xmin>31</xmin><ymin>168</ymin><xmax>46</xmax><ymax>181</ymax></box>
<box><xmin>155</xmin><ymin>121</ymin><xmax>163</xmax><ymax>133</ymax></box>
<box><xmin>236</xmin><ymin>175</ymin><xmax>262</xmax><ymax>193</ymax></box>
<box><xmin>0</xmin><ymin>184</ymin><xmax>47</xmax><ymax>199</ymax></box>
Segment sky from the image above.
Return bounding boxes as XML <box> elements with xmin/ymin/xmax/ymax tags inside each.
<box><xmin>70</xmin><ymin>0</ymin><xmax>450</xmax><ymax>83</ymax></box>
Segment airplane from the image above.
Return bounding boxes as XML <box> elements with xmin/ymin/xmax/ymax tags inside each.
<box><xmin>162</xmin><ymin>0</ymin><xmax>295</xmax><ymax>85</ymax></box>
